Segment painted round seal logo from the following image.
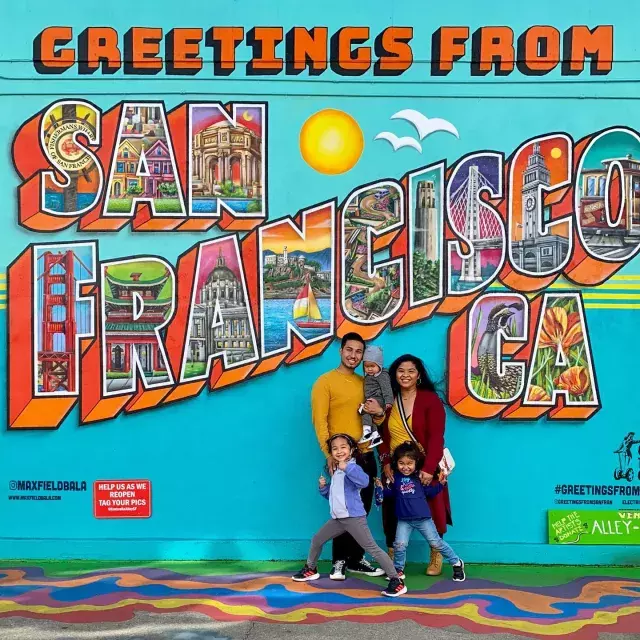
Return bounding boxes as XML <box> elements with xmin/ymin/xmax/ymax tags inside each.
<box><xmin>44</xmin><ymin>118</ymin><xmax>96</xmax><ymax>173</ymax></box>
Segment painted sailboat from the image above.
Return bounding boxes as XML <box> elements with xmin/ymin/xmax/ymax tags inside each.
<box><xmin>293</xmin><ymin>279</ymin><xmax>330</xmax><ymax>329</ymax></box>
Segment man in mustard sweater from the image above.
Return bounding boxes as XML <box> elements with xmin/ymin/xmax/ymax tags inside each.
<box><xmin>311</xmin><ymin>332</ymin><xmax>386</xmax><ymax>580</ymax></box>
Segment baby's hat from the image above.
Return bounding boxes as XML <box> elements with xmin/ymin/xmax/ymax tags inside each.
<box><xmin>363</xmin><ymin>345</ymin><xmax>384</xmax><ymax>369</ymax></box>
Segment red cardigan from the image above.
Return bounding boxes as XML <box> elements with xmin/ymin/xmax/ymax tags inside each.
<box><xmin>379</xmin><ymin>389</ymin><xmax>452</xmax><ymax>534</ymax></box>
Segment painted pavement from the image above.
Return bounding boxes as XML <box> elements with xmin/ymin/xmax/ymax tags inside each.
<box><xmin>0</xmin><ymin>563</ymin><xmax>638</xmax><ymax>639</ymax></box>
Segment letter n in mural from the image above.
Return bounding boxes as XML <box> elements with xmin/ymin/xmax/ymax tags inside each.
<box><xmin>259</xmin><ymin>201</ymin><xmax>335</xmax><ymax>364</ymax></box>
<box><xmin>189</xmin><ymin>103</ymin><xmax>266</xmax><ymax>230</ymax></box>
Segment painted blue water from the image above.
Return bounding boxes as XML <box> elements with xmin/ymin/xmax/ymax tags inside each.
<box><xmin>191</xmin><ymin>198</ymin><xmax>255</xmax><ymax>214</ymax></box>
<box><xmin>45</xmin><ymin>191</ymin><xmax>98</xmax><ymax>212</ymax></box>
<box><xmin>263</xmin><ymin>298</ymin><xmax>331</xmax><ymax>353</ymax></box>
<box><xmin>450</xmin><ymin>272</ymin><xmax>498</xmax><ymax>292</ymax></box>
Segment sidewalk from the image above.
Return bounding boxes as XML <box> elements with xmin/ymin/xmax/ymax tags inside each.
<box><xmin>0</xmin><ymin>561</ymin><xmax>638</xmax><ymax>639</ymax></box>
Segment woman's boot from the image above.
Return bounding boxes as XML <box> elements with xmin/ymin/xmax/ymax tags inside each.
<box><xmin>426</xmin><ymin>548</ymin><xmax>442</xmax><ymax>576</ymax></box>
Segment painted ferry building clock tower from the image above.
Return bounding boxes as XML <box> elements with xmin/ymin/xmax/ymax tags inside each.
<box><xmin>512</xmin><ymin>142</ymin><xmax>569</xmax><ymax>271</ymax></box>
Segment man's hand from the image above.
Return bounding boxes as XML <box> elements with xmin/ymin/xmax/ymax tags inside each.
<box><xmin>383</xmin><ymin>463</ymin><xmax>394</xmax><ymax>484</ymax></box>
<box><xmin>363</xmin><ymin>398</ymin><xmax>384</xmax><ymax>416</ymax></box>
<box><xmin>419</xmin><ymin>470</ymin><xmax>434</xmax><ymax>485</ymax></box>
<box><xmin>319</xmin><ymin>476</ymin><xmax>327</xmax><ymax>489</ymax></box>
<box><xmin>327</xmin><ymin>457</ymin><xmax>338</xmax><ymax>475</ymax></box>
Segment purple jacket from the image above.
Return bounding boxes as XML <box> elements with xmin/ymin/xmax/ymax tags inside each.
<box><xmin>320</xmin><ymin>459</ymin><xmax>369</xmax><ymax>518</ymax></box>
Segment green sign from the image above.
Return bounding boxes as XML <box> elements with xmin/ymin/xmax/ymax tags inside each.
<box><xmin>548</xmin><ymin>510</ymin><xmax>640</xmax><ymax>545</ymax></box>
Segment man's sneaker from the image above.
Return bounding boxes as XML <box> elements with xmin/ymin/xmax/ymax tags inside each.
<box><xmin>452</xmin><ymin>560</ymin><xmax>466</xmax><ymax>582</ymax></box>
<box><xmin>292</xmin><ymin>564</ymin><xmax>320</xmax><ymax>582</ymax></box>
<box><xmin>329</xmin><ymin>560</ymin><xmax>346</xmax><ymax>580</ymax></box>
<box><xmin>368</xmin><ymin>432</ymin><xmax>383</xmax><ymax>449</ymax></box>
<box><xmin>384</xmin><ymin>571</ymin><xmax>405</xmax><ymax>580</ymax></box>
<box><xmin>382</xmin><ymin>577</ymin><xmax>407</xmax><ymax>597</ymax></box>
<box><xmin>348</xmin><ymin>559</ymin><xmax>385</xmax><ymax>577</ymax></box>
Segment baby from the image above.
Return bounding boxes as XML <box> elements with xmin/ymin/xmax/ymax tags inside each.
<box><xmin>358</xmin><ymin>345</ymin><xmax>393</xmax><ymax>449</ymax></box>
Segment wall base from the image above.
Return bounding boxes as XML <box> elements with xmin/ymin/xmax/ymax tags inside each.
<box><xmin>0</xmin><ymin>538</ymin><xmax>637</xmax><ymax>565</ymax></box>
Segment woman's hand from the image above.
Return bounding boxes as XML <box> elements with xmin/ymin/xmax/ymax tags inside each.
<box><xmin>326</xmin><ymin>457</ymin><xmax>337</xmax><ymax>476</ymax></box>
<box><xmin>363</xmin><ymin>398</ymin><xmax>384</xmax><ymax>416</ymax></box>
<box><xmin>419</xmin><ymin>470</ymin><xmax>434</xmax><ymax>485</ymax></box>
<box><xmin>338</xmin><ymin>460</ymin><xmax>348</xmax><ymax>471</ymax></box>
<box><xmin>374</xmin><ymin>477</ymin><xmax>383</xmax><ymax>488</ymax></box>
<box><xmin>383</xmin><ymin>463</ymin><xmax>394</xmax><ymax>484</ymax></box>
<box><xmin>319</xmin><ymin>476</ymin><xmax>327</xmax><ymax>489</ymax></box>
<box><xmin>439</xmin><ymin>472</ymin><xmax>448</xmax><ymax>485</ymax></box>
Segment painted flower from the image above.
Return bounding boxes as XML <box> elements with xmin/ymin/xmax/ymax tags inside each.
<box><xmin>554</xmin><ymin>366</ymin><xmax>590</xmax><ymax>397</ymax></box>
<box><xmin>527</xmin><ymin>385</ymin><xmax>550</xmax><ymax>402</ymax></box>
<box><xmin>539</xmin><ymin>307</ymin><xmax>583</xmax><ymax>353</ymax></box>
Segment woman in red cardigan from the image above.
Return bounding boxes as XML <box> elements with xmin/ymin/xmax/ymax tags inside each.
<box><xmin>372</xmin><ymin>354</ymin><xmax>452</xmax><ymax>576</ymax></box>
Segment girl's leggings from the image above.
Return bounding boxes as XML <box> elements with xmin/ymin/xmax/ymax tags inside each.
<box><xmin>307</xmin><ymin>516</ymin><xmax>398</xmax><ymax>578</ymax></box>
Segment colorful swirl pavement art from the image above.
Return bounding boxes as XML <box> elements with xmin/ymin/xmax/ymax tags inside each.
<box><xmin>0</xmin><ymin>565</ymin><xmax>639</xmax><ymax>638</ymax></box>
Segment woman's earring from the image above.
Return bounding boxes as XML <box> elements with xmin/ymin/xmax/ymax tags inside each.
<box><xmin>418</xmin><ymin>377</ymin><xmax>422</xmax><ymax>384</ymax></box>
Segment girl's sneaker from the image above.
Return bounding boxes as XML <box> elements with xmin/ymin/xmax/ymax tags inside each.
<box><xmin>330</xmin><ymin>560</ymin><xmax>346</xmax><ymax>580</ymax></box>
<box><xmin>292</xmin><ymin>565</ymin><xmax>319</xmax><ymax>582</ymax></box>
<box><xmin>384</xmin><ymin>571</ymin><xmax>405</xmax><ymax>580</ymax></box>
<box><xmin>452</xmin><ymin>560</ymin><xmax>466</xmax><ymax>582</ymax></box>
<box><xmin>382</xmin><ymin>577</ymin><xmax>407</xmax><ymax>597</ymax></box>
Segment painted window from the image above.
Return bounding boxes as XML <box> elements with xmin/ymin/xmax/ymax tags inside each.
<box><xmin>117</xmin><ymin>162</ymin><xmax>125</xmax><ymax>173</ymax></box>
<box><xmin>587</xmin><ymin>177</ymin><xmax>596</xmax><ymax>196</ymax></box>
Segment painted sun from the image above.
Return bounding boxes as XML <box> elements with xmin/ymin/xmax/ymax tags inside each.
<box><xmin>299</xmin><ymin>109</ymin><xmax>364</xmax><ymax>175</ymax></box>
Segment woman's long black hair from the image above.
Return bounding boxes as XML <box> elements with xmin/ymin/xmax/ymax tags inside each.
<box><xmin>389</xmin><ymin>354</ymin><xmax>437</xmax><ymax>397</ymax></box>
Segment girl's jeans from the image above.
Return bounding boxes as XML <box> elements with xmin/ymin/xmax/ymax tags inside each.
<box><xmin>393</xmin><ymin>518</ymin><xmax>460</xmax><ymax>571</ymax></box>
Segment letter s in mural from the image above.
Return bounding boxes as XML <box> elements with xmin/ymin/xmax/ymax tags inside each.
<box><xmin>11</xmin><ymin>89</ymin><xmax>640</xmax><ymax>431</ymax></box>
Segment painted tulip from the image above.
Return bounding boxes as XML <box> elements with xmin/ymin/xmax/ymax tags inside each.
<box><xmin>527</xmin><ymin>385</ymin><xmax>551</xmax><ymax>402</ymax></box>
<box><xmin>539</xmin><ymin>307</ymin><xmax>583</xmax><ymax>354</ymax></box>
<box><xmin>554</xmin><ymin>366</ymin><xmax>590</xmax><ymax>397</ymax></box>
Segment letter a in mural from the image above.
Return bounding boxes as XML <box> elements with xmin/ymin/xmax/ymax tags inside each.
<box><xmin>523</xmin><ymin>292</ymin><xmax>598</xmax><ymax>413</ymax></box>
<box><xmin>180</xmin><ymin>236</ymin><xmax>258</xmax><ymax>380</ymax></box>
<box><xmin>104</xmin><ymin>103</ymin><xmax>186</xmax><ymax>220</ymax></box>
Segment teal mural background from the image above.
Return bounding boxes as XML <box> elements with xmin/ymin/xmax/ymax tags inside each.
<box><xmin>1</xmin><ymin>0</ymin><xmax>639</xmax><ymax>565</ymax></box>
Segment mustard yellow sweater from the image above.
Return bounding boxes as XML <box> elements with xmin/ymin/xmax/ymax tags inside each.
<box><xmin>311</xmin><ymin>368</ymin><xmax>370</xmax><ymax>457</ymax></box>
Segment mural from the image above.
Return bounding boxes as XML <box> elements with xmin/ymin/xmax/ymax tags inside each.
<box><xmin>14</xmin><ymin>116</ymin><xmax>640</xmax><ymax>426</ymax></box>
<box><xmin>2</xmin><ymin>4</ymin><xmax>639</xmax><ymax>572</ymax></box>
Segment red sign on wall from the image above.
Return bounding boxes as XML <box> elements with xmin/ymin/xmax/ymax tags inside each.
<box><xmin>93</xmin><ymin>480</ymin><xmax>151</xmax><ymax>518</ymax></box>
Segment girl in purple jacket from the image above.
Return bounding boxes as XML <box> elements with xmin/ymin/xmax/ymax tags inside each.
<box><xmin>292</xmin><ymin>433</ymin><xmax>407</xmax><ymax>597</ymax></box>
